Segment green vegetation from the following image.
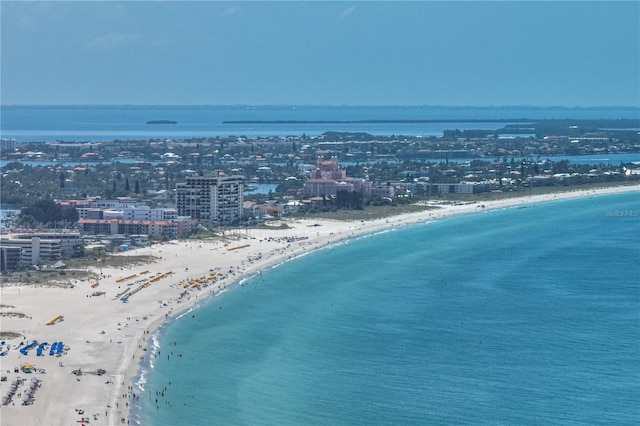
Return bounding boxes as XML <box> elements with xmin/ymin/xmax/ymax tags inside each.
<box><xmin>298</xmin><ymin>204</ymin><xmax>438</xmax><ymax>221</ymax></box>
<box><xmin>252</xmin><ymin>223</ymin><xmax>291</xmax><ymax>230</ymax></box>
<box><xmin>0</xmin><ymin>270</ymin><xmax>87</xmax><ymax>288</ymax></box>
<box><xmin>17</xmin><ymin>199</ymin><xmax>79</xmax><ymax>228</ymax></box>
<box><xmin>0</xmin><ymin>312</ymin><xmax>29</xmax><ymax>318</ymax></box>
<box><xmin>0</xmin><ymin>255</ymin><xmax>159</xmax><ymax>288</ymax></box>
<box><xmin>1</xmin><ymin>119</ymin><xmax>638</xmax><ymax>240</ymax></box>
<box><xmin>66</xmin><ymin>254</ymin><xmax>158</xmax><ymax>270</ymax></box>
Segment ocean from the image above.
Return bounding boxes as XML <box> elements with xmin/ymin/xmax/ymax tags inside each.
<box><xmin>1</xmin><ymin>105</ymin><xmax>639</xmax><ymax>142</ymax></box>
<box><xmin>133</xmin><ymin>191</ymin><xmax>640</xmax><ymax>425</ymax></box>
<box><xmin>2</xmin><ymin>105</ymin><xmax>638</xmax><ymax>423</ymax></box>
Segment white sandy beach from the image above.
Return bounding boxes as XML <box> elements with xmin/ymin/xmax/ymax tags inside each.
<box><xmin>1</xmin><ymin>184</ymin><xmax>638</xmax><ymax>426</ymax></box>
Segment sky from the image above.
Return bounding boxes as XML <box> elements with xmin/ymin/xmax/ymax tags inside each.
<box><xmin>1</xmin><ymin>1</ymin><xmax>639</xmax><ymax>107</ymax></box>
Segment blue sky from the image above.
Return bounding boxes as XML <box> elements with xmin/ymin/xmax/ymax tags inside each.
<box><xmin>1</xmin><ymin>1</ymin><xmax>638</xmax><ymax>106</ymax></box>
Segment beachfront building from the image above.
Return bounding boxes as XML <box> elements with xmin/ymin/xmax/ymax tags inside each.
<box><xmin>0</xmin><ymin>246</ymin><xmax>21</xmax><ymax>271</ymax></box>
<box><xmin>123</xmin><ymin>207</ymin><xmax>177</xmax><ymax>221</ymax></box>
<box><xmin>172</xmin><ymin>216</ymin><xmax>192</xmax><ymax>238</ymax></box>
<box><xmin>79</xmin><ymin>206</ymin><xmax>178</xmax><ymax>222</ymax></box>
<box><xmin>0</xmin><ymin>231</ymin><xmax>84</xmax><ymax>268</ymax></box>
<box><xmin>410</xmin><ymin>182</ymin><xmax>491</xmax><ymax>195</ymax></box>
<box><xmin>71</xmin><ymin>199</ymin><xmax>167</xmax><ymax>220</ymax></box>
<box><xmin>302</xmin><ymin>156</ymin><xmax>376</xmax><ymax>197</ymax></box>
<box><xmin>0</xmin><ymin>236</ymin><xmax>62</xmax><ymax>265</ymax></box>
<box><xmin>175</xmin><ymin>173</ymin><xmax>244</xmax><ymax>224</ymax></box>
<box><xmin>0</xmin><ymin>138</ymin><xmax>16</xmax><ymax>151</ymax></box>
<box><xmin>77</xmin><ymin>217</ymin><xmax>189</xmax><ymax>239</ymax></box>
<box><xmin>370</xmin><ymin>183</ymin><xmax>395</xmax><ymax>198</ymax></box>
<box><xmin>10</xmin><ymin>231</ymin><xmax>81</xmax><ymax>258</ymax></box>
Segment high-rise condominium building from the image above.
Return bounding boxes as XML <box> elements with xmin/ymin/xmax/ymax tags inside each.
<box><xmin>175</xmin><ymin>174</ymin><xmax>244</xmax><ymax>224</ymax></box>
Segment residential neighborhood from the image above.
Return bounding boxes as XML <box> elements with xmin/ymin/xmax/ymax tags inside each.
<box><xmin>1</xmin><ymin>119</ymin><xmax>639</xmax><ymax>270</ymax></box>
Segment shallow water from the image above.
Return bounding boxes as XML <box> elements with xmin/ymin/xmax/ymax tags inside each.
<box><xmin>134</xmin><ymin>192</ymin><xmax>640</xmax><ymax>425</ymax></box>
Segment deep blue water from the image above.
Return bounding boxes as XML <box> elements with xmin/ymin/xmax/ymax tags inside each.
<box><xmin>134</xmin><ymin>191</ymin><xmax>640</xmax><ymax>425</ymax></box>
<box><xmin>1</xmin><ymin>105</ymin><xmax>638</xmax><ymax>142</ymax></box>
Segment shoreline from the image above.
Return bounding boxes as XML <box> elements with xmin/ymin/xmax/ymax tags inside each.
<box><xmin>1</xmin><ymin>184</ymin><xmax>638</xmax><ymax>426</ymax></box>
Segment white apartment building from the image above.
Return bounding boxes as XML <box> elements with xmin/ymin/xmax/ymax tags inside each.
<box><xmin>10</xmin><ymin>231</ymin><xmax>81</xmax><ymax>257</ymax></box>
<box><xmin>0</xmin><ymin>236</ymin><xmax>62</xmax><ymax>265</ymax></box>
<box><xmin>175</xmin><ymin>173</ymin><xmax>244</xmax><ymax>224</ymax></box>
<box><xmin>78</xmin><ymin>206</ymin><xmax>177</xmax><ymax>221</ymax></box>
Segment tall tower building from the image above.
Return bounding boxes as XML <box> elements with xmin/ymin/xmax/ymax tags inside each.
<box><xmin>176</xmin><ymin>173</ymin><xmax>244</xmax><ymax>224</ymax></box>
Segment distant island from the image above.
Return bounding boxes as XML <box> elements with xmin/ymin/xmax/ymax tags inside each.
<box><xmin>222</xmin><ymin>119</ymin><xmax>537</xmax><ymax>124</ymax></box>
<box><xmin>146</xmin><ymin>120</ymin><xmax>177</xmax><ymax>124</ymax></box>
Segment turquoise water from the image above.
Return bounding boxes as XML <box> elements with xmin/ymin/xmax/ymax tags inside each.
<box><xmin>133</xmin><ymin>192</ymin><xmax>640</xmax><ymax>425</ymax></box>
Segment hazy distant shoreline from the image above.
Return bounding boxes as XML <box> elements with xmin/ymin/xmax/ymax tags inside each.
<box><xmin>222</xmin><ymin>118</ymin><xmax>538</xmax><ymax>124</ymax></box>
<box><xmin>2</xmin><ymin>105</ymin><xmax>638</xmax><ymax>143</ymax></box>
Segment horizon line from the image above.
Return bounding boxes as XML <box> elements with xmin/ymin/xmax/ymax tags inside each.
<box><xmin>2</xmin><ymin>104</ymin><xmax>639</xmax><ymax>109</ymax></box>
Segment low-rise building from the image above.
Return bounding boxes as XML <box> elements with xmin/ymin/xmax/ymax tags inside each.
<box><xmin>0</xmin><ymin>236</ymin><xmax>62</xmax><ymax>265</ymax></box>
<box><xmin>173</xmin><ymin>216</ymin><xmax>192</xmax><ymax>238</ymax></box>
<box><xmin>0</xmin><ymin>246</ymin><xmax>21</xmax><ymax>271</ymax></box>
<box><xmin>413</xmin><ymin>182</ymin><xmax>491</xmax><ymax>195</ymax></box>
<box><xmin>10</xmin><ymin>231</ymin><xmax>81</xmax><ymax>257</ymax></box>
<box><xmin>78</xmin><ymin>218</ymin><xmax>175</xmax><ymax>239</ymax></box>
